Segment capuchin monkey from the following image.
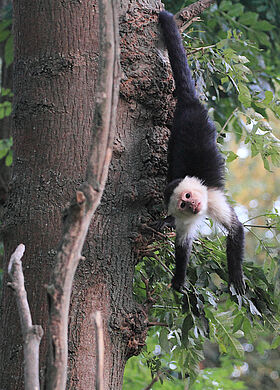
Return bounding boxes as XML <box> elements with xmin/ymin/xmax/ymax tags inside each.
<box><xmin>158</xmin><ymin>11</ymin><xmax>246</xmax><ymax>295</ymax></box>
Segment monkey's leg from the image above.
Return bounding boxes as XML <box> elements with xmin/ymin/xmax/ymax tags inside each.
<box><xmin>152</xmin><ymin>215</ymin><xmax>175</xmax><ymax>232</ymax></box>
<box><xmin>207</xmin><ymin>190</ymin><xmax>246</xmax><ymax>295</ymax></box>
<box><xmin>172</xmin><ymin>235</ymin><xmax>193</xmax><ymax>292</ymax></box>
<box><xmin>227</xmin><ymin>216</ymin><xmax>246</xmax><ymax>295</ymax></box>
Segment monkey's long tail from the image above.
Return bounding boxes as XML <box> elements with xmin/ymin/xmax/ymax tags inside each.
<box><xmin>158</xmin><ymin>11</ymin><xmax>197</xmax><ymax>103</ymax></box>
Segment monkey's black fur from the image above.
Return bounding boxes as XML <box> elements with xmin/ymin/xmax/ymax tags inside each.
<box><xmin>158</xmin><ymin>11</ymin><xmax>245</xmax><ymax>295</ymax></box>
<box><xmin>159</xmin><ymin>11</ymin><xmax>225</xmax><ymax>188</ymax></box>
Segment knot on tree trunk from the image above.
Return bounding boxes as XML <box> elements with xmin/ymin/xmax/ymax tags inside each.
<box><xmin>110</xmin><ymin>306</ymin><xmax>148</xmax><ymax>358</ymax></box>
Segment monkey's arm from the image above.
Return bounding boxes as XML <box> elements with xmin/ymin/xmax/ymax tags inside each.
<box><xmin>172</xmin><ymin>235</ymin><xmax>193</xmax><ymax>292</ymax></box>
<box><xmin>207</xmin><ymin>189</ymin><xmax>245</xmax><ymax>295</ymax></box>
<box><xmin>226</xmin><ymin>215</ymin><xmax>246</xmax><ymax>295</ymax></box>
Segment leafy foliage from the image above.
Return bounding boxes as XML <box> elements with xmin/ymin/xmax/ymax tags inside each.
<box><xmin>130</xmin><ymin>225</ymin><xmax>280</xmax><ymax>387</ymax></box>
<box><xmin>0</xmin><ymin>16</ymin><xmax>13</xmax><ymax>67</ymax></box>
<box><xmin>0</xmin><ymin>137</ymin><xmax>12</xmax><ymax>166</ymax></box>
<box><xmin>0</xmin><ymin>6</ymin><xmax>13</xmax><ymax>167</ymax></box>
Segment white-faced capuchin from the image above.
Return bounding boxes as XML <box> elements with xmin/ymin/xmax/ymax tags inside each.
<box><xmin>158</xmin><ymin>11</ymin><xmax>246</xmax><ymax>295</ymax></box>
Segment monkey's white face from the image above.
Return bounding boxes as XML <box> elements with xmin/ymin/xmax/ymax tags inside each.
<box><xmin>168</xmin><ymin>176</ymin><xmax>208</xmax><ymax>220</ymax></box>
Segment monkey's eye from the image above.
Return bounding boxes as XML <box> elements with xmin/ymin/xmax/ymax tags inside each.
<box><xmin>185</xmin><ymin>193</ymin><xmax>191</xmax><ymax>199</ymax></box>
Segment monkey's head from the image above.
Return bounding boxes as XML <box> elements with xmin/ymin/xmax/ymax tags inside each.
<box><xmin>178</xmin><ymin>191</ymin><xmax>202</xmax><ymax>214</ymax></box>
<box><xmin>168</xmin><ymin>176</ymin><xmax>208</xmax><ymax>219</ymax></box>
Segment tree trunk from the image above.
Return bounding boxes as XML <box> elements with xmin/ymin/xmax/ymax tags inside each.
<box><xmin>0</xmin><ymin>0</ymin><xmax>172</xmax><ymax>389</ymax></box>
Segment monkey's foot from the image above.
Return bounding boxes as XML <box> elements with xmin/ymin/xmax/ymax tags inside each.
<box><xmin>152</xmin><ymin>215</ymin><xmax>176</xmax><ymax>232</ymax></box>
<box><xmin>172</xmin><ymin>275</ymin><xmax>186</xmax><ymax>293</ymax></box>
<box><xmin>230</xmin><ymin>273</ymin><xmax>246</xmax><ymax>295</ymax></box>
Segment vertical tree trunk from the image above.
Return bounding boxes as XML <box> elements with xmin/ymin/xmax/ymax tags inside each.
<box><xmin>0</xmin><ymin>1</ymin><xmax>99</xmax><ymax>387</ymax></box>
<box><xmin>0</xmin><ymin>0</ymin><xmax>172</xmax><ymax>389</ymax></box>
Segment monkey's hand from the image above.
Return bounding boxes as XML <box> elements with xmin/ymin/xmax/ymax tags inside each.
<box><xmin>229</xmin><ymin>272</ymin><xmax>246</xmax><ymax>296</ymax></box>
<box><xmin>152</xmin><ymin>215</ymin><xmax>175</xmax><ymax>232</ymax></box>
<box><xmin>172</xmin><ymin>274</ymin><xmax>186</xmax><ymax>293</ymax></box>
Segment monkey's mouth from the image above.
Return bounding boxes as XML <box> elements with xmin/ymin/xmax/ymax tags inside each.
<box><xmin>179</xmin><ymin>201</ymin><xmax>200</xmax><ymax>214</ymax></box>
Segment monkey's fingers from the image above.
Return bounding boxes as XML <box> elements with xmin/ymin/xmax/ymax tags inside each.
<box><xmin>230</xmin><ymin>274</ymin><xmax>246</xmax><ymax>296</ymax></box>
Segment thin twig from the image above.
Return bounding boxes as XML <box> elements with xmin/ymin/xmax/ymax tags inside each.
<box><xmin>147</xmin><ymin>322</ymin><xmax>168</xmax><ymax>327</ymax></box>
<box><xmin>8</xmin><ymin>244</ymin><xmax>43</xmax><ymax>390</ymax></box>
<box><xmin>221</xmin><ymin>108</ymin><xmax>238</xmax><ymax>133</ymax></box>
<box><xmin>244</xmin><ymin>224</ymin><xmax>276</xmax><ymax>229</ymax></box>
<box><xmin>142</xmin><ymin>223</ymin><xmax>170</xmax><ymax>240</ymax></box>
<box><xmin>149</xmin><ymin>254</ymin><xmax>174</xmax><ymax>277</ymax></box>
<box><xmin>92</xmin><ymin>311</ymin><xmax>104</xmax><ymax>390</ymax></box>
<box><xmin>180</xmin><ymin>16</ymin><xmax>201</xmax><ymax>32</ymax></box>
<box><xmin>187</xmin><ymin>44</ymin><xmax>216</xmax><ymax>55</ymax></box>
<box><xmin>142</xmin><ymin>373</ymin><xmax>162</xmax><ymax>390</ymax></box>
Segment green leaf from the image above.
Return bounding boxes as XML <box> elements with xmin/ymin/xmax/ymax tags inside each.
<box><xmin>182</xmin><ymin>314</ymin><xmax>193</xmax><ymax>347</ymax></box>
<box><xmin>4</xmin><ymin>102</ymin><xmax>12</xmax><ymax>117</ymax></box>
<box><xmin>220</xmin><ymin>0</ymin><xmax>232</xmax><ymax>11</ymax></box>
<box><xmin>0</xmin><ymin>29</ymin><xmax>10</xmax><ymax>43</ymax></box>
<box><xmin>262</xmin><ymin>90</ymin><xmax>274</xmax><ymax>105</ymax></box>
<box><xmin>254</xmin><ymin>20</ymin><xmax>275</xmax><ymax>31</ymax></box>
<box><xmin>238</xmin><ymin>84</ymin><xmax>251</xmax><ymax>107</ymax></box>
<box><xmin>205</xmin><ymin>308</ymin><xmax>244</xmax><ymax>358</ymax></box>
<box><xmin>233</xmin><ymin>314</ymin><xmax>244</xmax><ymax>333</ymax></box>
<box><xmin>228</xmin><ymin>3</ymin><xmax>244</xmax><ymax>17</ymax></box>
<box><xmin>251</xmin><ymin>142</ymin><xmax>259</xmax><ymax>158</ymax></box>
<box><xmin>242</xmin><ymin>318</ymin><xmax>255</xmax><ymax>343</ymax></box>
<box><xmin>262</xmin><ymin>155</ymin><xmax>270</xmax><ymax>171</ymax></box>
<box><xmin>221</xmin><ymin>76</ymin><xmax>229</xmax><ymax>84</ymax></box>
<box><xmin>271</xmin><ymin>336</ymin><xmax>280</xmax><ymax>349</ymax></box>
<box><xmin>159</xmin><ymin>328</ymin><xmax>170</xmax><ymax>354</ymax></box>
<box><xmin>271</xmin><ymin>152</ymin><xmax>280</xmax><ymax>167</ymax></box>
<box><xmin>5</xmin><ymin>150</ymin><xmax>12</xmax><ymax>167</ymax></box>
<box><xmin>217</xmin><ymin>39</ymin><xmax>228</xmax><ymax>50</ymax></box>
<box><xmin>239</xmin><ymin>12</ymin><xmax>258</xmax><ymax>26</ymax></box>
<box><xmin>226</xmin><ymin>151</ymin><xmax>238</xmax><ymax>162</ymax></box>
<box><xmin>0</xmin><ymin>19</ymin><xmax>12</xmax><ymax>32</ymax></box>
<box><xmin>0</xmin><ymin>148</ymin><xmax>8</xmax><ymax>159</ymax></box>
<box><xmin>256</xmin><ymin>31</ymin><xmax>271</xmax><ymax>47</ymax></box>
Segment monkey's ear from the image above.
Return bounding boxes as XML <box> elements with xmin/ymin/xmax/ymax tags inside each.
<box><xmin>164</xmin><ymin>179</ymin><xmax>182</xmax><ymax>205</ymax></box>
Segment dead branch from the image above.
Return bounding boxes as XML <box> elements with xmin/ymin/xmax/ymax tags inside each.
<box><xmin>92</xmin><ymin>311</ymin><xmax>105</xmax><ymax>390</ymax></box>
<box><xmin>8</xmin><ymin>244</ymin><xmax>43</xmax><ymax>390</ymax></box>
<box><xmin>44</xmin><ymin>1</ymin><xmax>121</xmax><ymax>389</ymax></box>
<box><xmin>175</xmin><ymin>0</ymin><xmax>215</xmax><ymax>29</ymax></box>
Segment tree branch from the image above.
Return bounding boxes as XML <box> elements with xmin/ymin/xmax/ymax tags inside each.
<box><xmin>45</xmin><ymin>1</ymin><xmax>121</xmax><ymax>389</ymax></box>
<box><xmin>175</xmin><ymin>0</ymin><xmax>215</xmax><ymax>29</ymax></box>
<box><xmin>8</xmin><ymin>244</ymin><xmax>43</xmax><ymax>390</ymax></box>
<box><xmin>142</xmin><ymin>373</ymin><xmax>162</xmax><ymax>390</ymax></box>
<box><xmin>92</xmin><ymin>311</ymin><xmax>105</xmax><ymax>390</ymax></box>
